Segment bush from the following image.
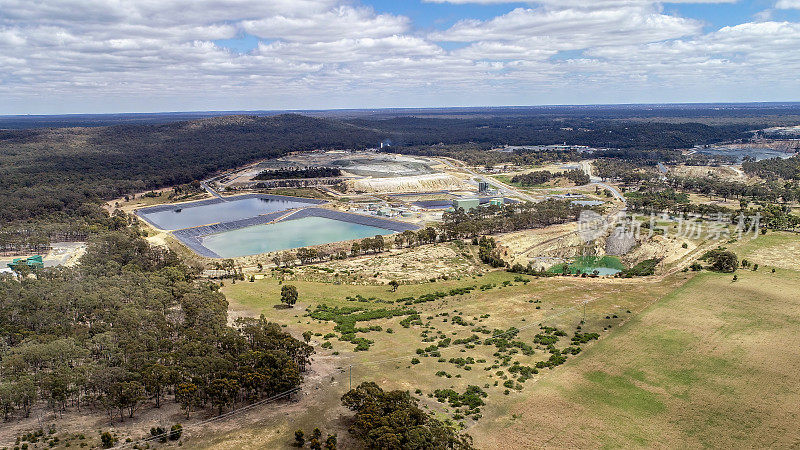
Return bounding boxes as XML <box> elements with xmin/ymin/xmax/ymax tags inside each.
<box><xmin>150</xmin><ymin>427</ymin><xmax>168</xmax><ymax>443</ymax></box>
<box><xmin>703</xmin><ymin>249</ymin><xmax>738</xmax><ymax>273</ymax></box>
<box><xmin>624</xmin><ymin>258</ymin><xmax>660</xmax><ymax>277</ymax></box>
<box><xmin>100</xmin><ymin>432</ymin><xmax>115</xmax><ymax>449</ymax></box>
<box><xmin>169</xmin><ymin>424</ymin><xmax>183</xmax><ymax>441</ymax></box>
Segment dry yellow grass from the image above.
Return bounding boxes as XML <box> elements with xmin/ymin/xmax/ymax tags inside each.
<box><xmin>469</xmin><ymin>233</ymin><xmax>800</xmax><ymax>448</ymax></box>
<box><xmin>184</xmin><ymin>267</ymin><xmax>685</xmax><ymax>448</ymax></box>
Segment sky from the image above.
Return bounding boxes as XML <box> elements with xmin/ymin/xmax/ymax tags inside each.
<box><xmin>1</xmin><ymin>0</ymin><xmax>800</xmax><ymax>114</ymax></box>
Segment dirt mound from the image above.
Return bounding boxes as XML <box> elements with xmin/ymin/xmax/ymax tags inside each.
<box><xmin>622</xmin><ymin>234</ymin><xmax>695</xmax><ymax>270</ymax></box>
<box><xmin>345</xmin><ymin>173</ymin><xmax>467</xmax><ymax>193</ymax></box>
<box><xmin>605</xmin><ymin>229</ymin><xmax>637</xmax><ymax>256</ymax></box>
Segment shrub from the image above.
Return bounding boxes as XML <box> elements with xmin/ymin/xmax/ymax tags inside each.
<box><xmin>169</xmin><ymin>424</ymin><xmax>183</xmax><ymax>441</ymax></box>
<box><xmin>702</xmin><ymin>248</ymin><xmax>738</xmax><ymax>273</ymax></box>
<box><xmin>100</xmin><ymin>432</ymin><xmax>115</xmax><ymax>449</ymax></box>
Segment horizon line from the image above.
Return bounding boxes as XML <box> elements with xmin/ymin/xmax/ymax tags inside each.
<box><xmin>3</xmin><ymin>101</ymin><xmax>800</xmax><ymax>118</ymax></box>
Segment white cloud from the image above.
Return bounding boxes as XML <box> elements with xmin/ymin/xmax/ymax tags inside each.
<box><xmin>431</xmin><ymin>5</ymin><xmax>702</xmax><ymax>50</ymax></box>
<box><xmin>0</xmin><ymin>0</ymin><xmax>798</xmax><ymax>113</ymax></box>
<box><xmin>242</xmin><ymin>6</ymin><xmax>409</xmax><ymax>42</ymax></box>
<box><xmin>423</xmin><ymin>0</ymin><xmax>738</xmax><ymax>5</ymax></box>
<box><xmin>775</xmin><ymin>0</ymin><xmax>800</xmax><ymax>8</ymax></box>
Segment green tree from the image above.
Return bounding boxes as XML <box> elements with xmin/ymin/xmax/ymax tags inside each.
<box><xmin>324</xmin><ymin>434</ymin><xmax>337</xmax><ymax>450</ymax></box>
<box><xmin>342</xmin><ymin>382</ymin><xmax>474</xmax><ymax>449</ymax></box>
<box><xmin>100</xmin><ymin>432</ymin><xmax>115</xmax><ymax>449</ymax></box>
<box><xmin>175</xmin><ymin>382</ymin><xmax>201</xmax><ymax>418</ymax></box>
<box><xmin>142</xmin><ymin>364</ymin><xmax>171</xmax><ymax>408</ymax></box>
<box><xmin>169</xmin><ymin>424</ymin><xmax>183</xmax><ymax>441</ymax></box>
<box><xmin>281</xmin><ymin>285</ymin><xmax>299</xmax><ymax>307</ymax></box>
<box><xmin>704</xmin><ymin>249</ymin><xmax>738</xmax><ymax>273</ymax></box>
<box><xmin>208</xmin><ymin>378</ymin><xmax>240</xmax><ymax>414</ymax></box>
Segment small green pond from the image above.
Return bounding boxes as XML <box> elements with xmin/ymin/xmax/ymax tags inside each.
<box><xmin>548</xmin><ymin>256</ymin><xmax>625</xmax><ymax>276</ymax></box>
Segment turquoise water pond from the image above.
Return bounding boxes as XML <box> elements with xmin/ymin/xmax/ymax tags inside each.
<box><xmin>587</xmin><ymin>267</ymin><xmax>622</xmax><ymax>276</ymax></box>
<box><xmin>548</xmin><ymin>256</ymin><xmax>624</xmax><ymax>276</ymax></box>
<box><xmin>140</xmin><ymin>197</ymin><xmax>311</xmax><ymax>230</ymax></box>
<box><xmin>201</xmin><ymin>216</ymin><xmax>394</xmax><ymax>257</ymax></box>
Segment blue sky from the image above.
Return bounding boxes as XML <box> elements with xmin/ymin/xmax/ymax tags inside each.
<box><xmin>1</xmin><ymin>0</ymin><xmax>800</xmax><ymax>114</ymax></box>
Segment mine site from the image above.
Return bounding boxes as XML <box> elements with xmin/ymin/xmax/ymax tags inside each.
<box><xmin>123</xmin><ymin>148</ymin><xmax>645</xmax><ymax>279</ymax></box>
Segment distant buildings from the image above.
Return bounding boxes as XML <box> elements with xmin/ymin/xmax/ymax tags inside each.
<box><xmin>489</xmin><ymin>198</ymin><xmax>504</xmax><ymax>207</ymax></box>
<box><xmin>7</xmin><ymin>255</ymin><xmax>44</xmax><ymax>270</ymax></box>
<box><xmin>452</xmin><ymin>198</ymin><xmax>480</xmax><ymax>211</ymax></box>
<box><xmin>499</xmin><ymin>144</ymin><xmax>597</xmax><ymax>153</ymax></box>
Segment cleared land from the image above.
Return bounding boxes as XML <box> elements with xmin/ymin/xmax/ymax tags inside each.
<box><xmin>185</xmin><ymin>262</ymin><xmax>685</xmax><ymax>448</ymax></box>
<box><xmin>176</xmin><ymin>232</ymin><xmax>800</xmax><ymax>449</ymax></box>
<box><xmin>471</xmin><ymin>232</ymin><xmax>800</xmax><ymax>448</ymax></box>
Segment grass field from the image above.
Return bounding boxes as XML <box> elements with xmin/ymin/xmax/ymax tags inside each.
<box><xmin>189</xmin><ymin>232</ymin><xmax>800</xmax><ymax>449</ymax></box>
<box><xmin>469</xmin><ymin>232</ymin><xmax>800</xmax><ymax>448</ymax></box>
<box><xmin>190</xmin><ymin>267</ymin><xmax>684</xmax><ymax>448</ymax></box>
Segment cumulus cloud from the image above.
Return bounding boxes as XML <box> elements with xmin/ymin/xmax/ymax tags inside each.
<box><xmin>242</xmin><ymin>6</ymin><xmax>409</xmax><ymax>42</ymax></box>
<box><xmin>423</xmin><ymin>0</ymin><xmax>738</xmax><ymax>5</ymax></box>
<box><xmin>0</xmin><ymin>0</ymin><xmax>798</xmax><ymax>113</ymax></box>
<box><xmin>775</xmin><ymin>0</ymin><xmax>800</xmax><ymax>8</ymax></box>
<box><xmin>431</xmin><ymin>5</ymin><xmax>701</xmax><ymax>46</ymax></box>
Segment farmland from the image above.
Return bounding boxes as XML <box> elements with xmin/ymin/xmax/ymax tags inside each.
<box><xmin>174</xmin><ymin>232</ymin><xmax>800</xmax><ymax>448</ymax></box>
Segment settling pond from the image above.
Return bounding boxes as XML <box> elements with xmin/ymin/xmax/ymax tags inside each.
<box><xmin>548</xmin><ymin>256</ymin><xmax>625</xmax><ymax>276</ymax></box>
<box><xmin>201</xmin><ymin>216</ymin><xmax>395</xmax><ymax>257</ymax></box>
<box><xmin>144</xmin><ymin>200</ymin><xmax>422</xmax><ymax>258</ymax></box>
<box><xmin>136</xmin><ymin>194</ymin><xmax>324</xmax><ymax>231</ymax></box>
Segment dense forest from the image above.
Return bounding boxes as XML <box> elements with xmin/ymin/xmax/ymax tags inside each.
<box><xmin>511</xmin><ymin>169</ymin><xmax>589</xmax><ymax>186</ymax></box>
<box><xmin>254</xmin><ymin>167</ymin><xmax>343</xmax><ymax>180</ymax></box>
<box><xmin>0</xmin><ymin>112</ymin><xmax>760</xmax><ymax>250</ymax></box>
<box><xmin>0</xmin><ymin>115</ymin><xmax>379</xmax><ymax>223</ymax></box>
<box><xmin>741</xmin><ymin>155</ymin><xmax>800</xmax><ymax>180</ymax></box>
<box><xmin>358</xmin><ymin>116</ymin><xmax>751</xmax><ymax>149</ymax></box>
<box><xmin>341</xmin><ymin>382</ymin><xmax>474</xmax><ymax>449</ymax></box>
<box><xmin>0</xmin><ymin>229</ymin><xmax>314</xmax><ymax>424</ymax></box>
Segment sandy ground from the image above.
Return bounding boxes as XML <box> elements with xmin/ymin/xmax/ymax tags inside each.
<box><xmin>312</xmin><ymin>243</ymin><xmax>482</xmax><ymax>283</ymax></box>
<box><xmin>671</xmin><ymin>164</ymin><xmax>752</xmax><ymax>182</ymax></box>
<box><xmin>344</xmin><ymin>173</ymin><xmax>470</xmax><ymax>193</ymax></box>
<box><xmin>622</xmin><ymin>234</ymin><xmax>697</xmax><ymax>271</ymax></box>
<box><xmin>747</xmin><ymin>238</ymin><xmax>800</xmax><ymax>271</ymax></box>
<box><xmin>495</xmin><ymin>223</ymin><xmax>591</xmax><ymax>268</ymax></box>
<box><xmin>0</xmin><ymin>242</ymin><xmax>86</xmax><ymax>269</ymax></box>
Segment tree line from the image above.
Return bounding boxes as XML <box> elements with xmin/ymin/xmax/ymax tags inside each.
<box><xmin>355</xmin><ymin>116</ymin><xmax>749</xmax><ymax>149</ymax></box>
<box><xmin>511</xmin><ymin>169</ymin><xmax>589</xmax><ymax>186</ymax></box>
<box><xmin>253</xmin><ymin>167</ymin><xmax>343</xmax><ymax>180</ymax></box>
<box><xmin>0</xmin><ymin>229</ymin><xmax>313</xmax><ymax>424</ymax></box>
<box><xmin>741</xmin><ymin>155</ymin><xmax>800</xmax><ymax>180</ymax></box>
<box><xmin>267</xmin><ymin>200</ymin><xmax>582</xmax><ymax>269</ymax></box>
<box><xmin>0</xmin><ymin>114</ymin><xmax>381</xmax><ymax>248</ymax></box>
